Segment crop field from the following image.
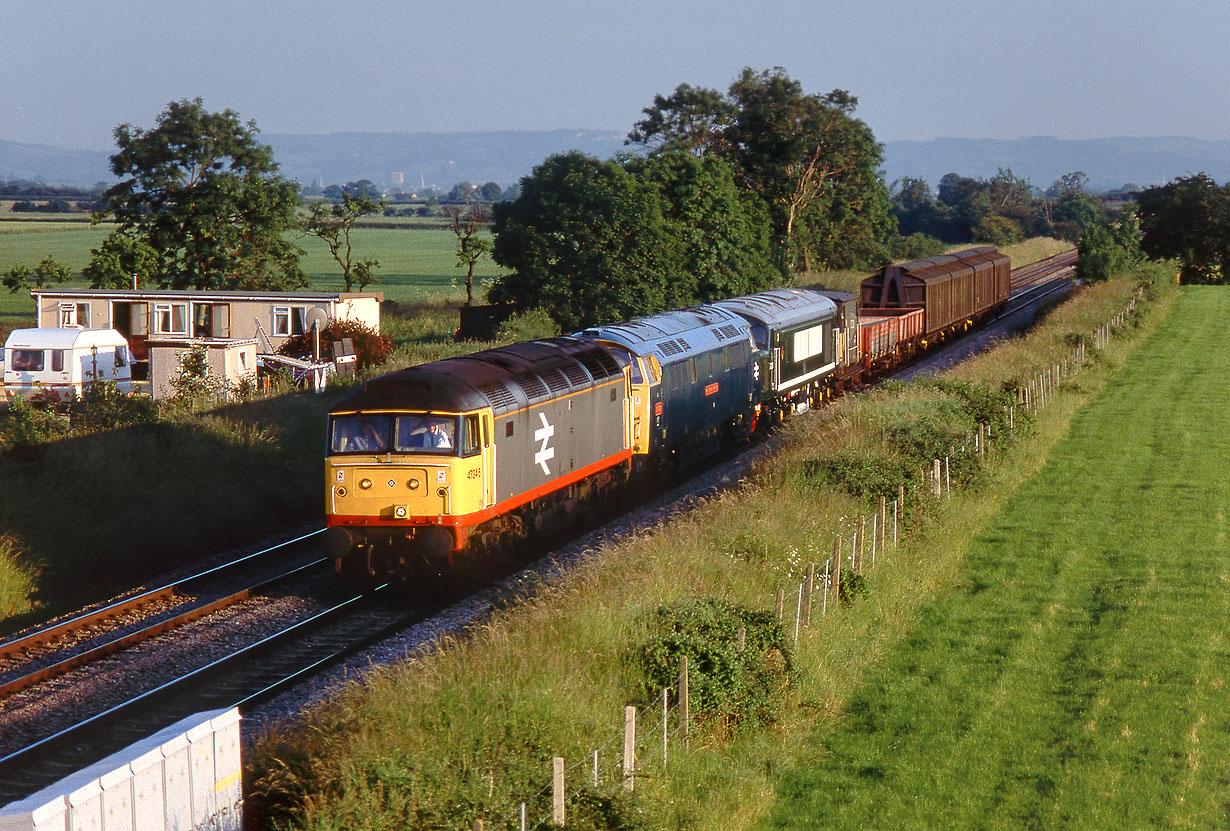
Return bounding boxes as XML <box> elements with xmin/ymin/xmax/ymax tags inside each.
<box><xmin>764</xmin><ymin>286</ymin><xmax>1230</xmax><ymax>829</ymax></box>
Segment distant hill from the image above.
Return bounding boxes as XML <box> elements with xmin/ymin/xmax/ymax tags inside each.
<box><xmin>4</xmin><ymin>131</ymin><xmax>1229</xmax><ymax>195</ymax></box>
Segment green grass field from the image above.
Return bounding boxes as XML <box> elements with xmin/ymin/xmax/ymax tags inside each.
<box><xmin>0</xmin><ymin>223</ymin><xmax>506</xmax><ymax>339</ymax></box>
<box><xmin>762</xmin><ymin>286</ymin><xmax>1230</xmax><ymax>829</ymax></box>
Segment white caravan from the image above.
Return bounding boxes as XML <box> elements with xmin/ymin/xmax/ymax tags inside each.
<box><xmin>3</xmin><ymin>328</ymin><xmax>134</xmax><ymax>403</ymax></box>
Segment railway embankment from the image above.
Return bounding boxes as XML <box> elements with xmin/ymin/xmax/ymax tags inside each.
<box><xmin>245</xmin><ymin>262</ymin><xmax>1176</xmax><ymax>830</ymax></box>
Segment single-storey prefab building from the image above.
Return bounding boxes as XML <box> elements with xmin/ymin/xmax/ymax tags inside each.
<box><xmin>147</xmin><ymin>338</ymin><xmax>260</xmax><ymax>400</ymax></box>
<box><xmin>29</xmin><ymin>289</ymin><xmax>382</xmax><ymax>361</ymax></box>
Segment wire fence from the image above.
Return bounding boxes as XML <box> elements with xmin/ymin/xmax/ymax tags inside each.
<box><xmin>463</xmin><ymin>291</ymin><xmax>1143</xmax><ymax>830</ymax></box>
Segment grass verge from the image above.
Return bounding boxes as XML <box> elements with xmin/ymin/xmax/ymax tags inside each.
<box><xmin>762</xmin><ymin>283</ymin><xmax>1230</xmax><ymax>829</ymax></box>
<box><xmin>243</xmin><ymin>263</ymin><xmax>1172</xmax><ymax>830</ymax></box>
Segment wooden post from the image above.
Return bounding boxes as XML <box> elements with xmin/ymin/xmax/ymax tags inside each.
<box><xmin>945</xmin><ymin>456</ymin><xmax>950</xmax><ymax>497</ymax></box>
<box><xmin>679</xmin><ymin>656</ymin><xmax>690</xmax><ymax>749</ymax></box>
<box><xmin>793</xmin><ymin>582</ymin><xmax>802</xmax><ymax>643</ymax></box>
<box><xmin>774</xmin><ymin>587</ymin><xmax>784</xmax><ymax>621</ymax></box>
<box><xmin>879</xmin><ymin>497</ymin><xmax>887</xmax><ymax>552</ymax></box>
<box><xmin>553</xmin><ymin>756</ymin><xmax>565</xmax><ymax>825</ymax></box>
<box><xmin>473</xmin><ymin>820</ymin><xmax>484</xmax><ymax>831</ymax></box>
<box><xmin>833</xmin><ymin>536</ymin><xmax>842</xmax><ymax>603</ymax></box>
<box><xmin>623</xmin><ymin>706</ymin><xmax>636</xmax><ymax>791</ymax></box>
<box><xmin>520</xmin><ymin>803</ymin><xmax>527</xmax><ymax>831</ymax></box>
<box><xmin>822</xmin><ymin>559</ymin><xmax>830</xmax><ymax>616</ymax></box>
<box><xmin>804</xmin><ymin>563</ymin><xmax>815</xmax><ymax>627</ymax></box>
<box><xmin>662</xmin><ymin>689</ymin><xmax>669</xmax><ymax>767</ymax></box>
<box><xmin>857</xmin><ymin>517</ymin><xmax>866</xmax><ymax>572</ymax></box>
<box><xmin>737</xmin><ymin>626</ymin><xmax>746</xmax><ymax>652</ymax></box>
<box><xmin>893</xmin><ymin>498</ymin><xmax>899</xmax><ymax>547</ymax></box>
<box><xmin>870</xmin><ymin>512</ymin><xmax>878</xmax><ymax>565</ymax></box>
<box><xmin>932</xmin><ymin>459</ymin><xmax>942</xmax><ymax>498</ymax></box>
<box><xmin>593</xmin><ymin>749</ymin><xmax>599</xmax><ymax>787</ymax></box>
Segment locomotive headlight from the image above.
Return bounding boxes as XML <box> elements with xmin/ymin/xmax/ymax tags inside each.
<box><xmin>394</xmin><ymin>505</ymin><xmax>408</xmax><ymax>519</ymax></box>
<box><xmin>408</xmin><ymin>479</ymin><xmax>420</xmax><ymax>490</ymax></box>
<box><xmin>359</xmin><ymin>478</ymin><xmax>373</xmax><ymax>490</ymax></box>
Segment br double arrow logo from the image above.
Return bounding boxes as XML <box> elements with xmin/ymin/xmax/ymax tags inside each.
<box><xmin>534</xmin><ymin>412</ymin><xmax>555</xmax><ymax>475</ymax></box>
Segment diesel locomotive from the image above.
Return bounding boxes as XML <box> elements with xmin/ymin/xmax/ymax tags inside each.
<box><xmin>323</xmin><ymin>247</ymin><xmax>1011</xmax><ymax>588</ymax></box>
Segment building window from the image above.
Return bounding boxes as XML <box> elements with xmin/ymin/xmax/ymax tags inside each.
<box><xmin>273</xmin><ymin>306</ymin><xmax>307</xmax><ymax>337</ymax></box>
<box><xmin>58</xmin><ymin>303</ymin><xmax>90</xmax><ymax>327</ymax></box>
<box><xmin>154</xmin><ymin>303</ymin><xmax>188</xmax><ymax>334</ymax></box>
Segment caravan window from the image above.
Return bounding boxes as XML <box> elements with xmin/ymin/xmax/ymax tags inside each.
<box><xmin>154</xmin><ymin>303</ymin><xmax>188</xmax><ymax>334</ymax></box>
<box><xmin>51</xmin><ymin>350</ymin><xmax>64</xmax><ymax>373</ymax></box>
<box><xmin>273</xmin><ymin>306</ymin><xmax>308</xmax><ymax>337</ymax></box>
<box><xmin>11</xmin><ymin>350</ymin><xmax>44</xmax><ymax>372</ymax></box>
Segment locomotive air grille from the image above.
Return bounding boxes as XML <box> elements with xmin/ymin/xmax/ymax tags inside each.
<box><xmin>541</xmin><ymin>368</ymin><xmax>571</xmax><ymax>394</ymax></box>
<box><xmin>658</xmin><ymin>339</ymin><xmax>684</xmax><ymax>357</ymax></box>
<box><xmin>517</xmin><ymin>375</ymin><xmax>549</xmax><ymax>400</ymax></box>
<box><xmin>478</xmin><ymin>382</ymin><xmax>518</xmax><ymax>410</ymax></box>
<box><xmin>560</xmin><ymin>362</ymin><xmax>591</xmax><ymax>386</ymax></box>
<box><xmin>576</xmin><ymin>352</ymin><xmax>616</xmax><ymax>381</ymax></box>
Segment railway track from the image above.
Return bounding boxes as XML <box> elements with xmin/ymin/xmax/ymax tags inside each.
<box><xmin>0</xmin><ymin>250</ymin><xmax>1083</xmax><ymax>806</ymax></box>
<box><xmin>0</xmin><ymin>581</ymin><xmax>438</xmax><ymax>803</ymax></box>
<box><xmin>1010</xmin><ymin>248</ymin><xmax>1077</xmax><ymax>293</ymax></box>
<box><xmin>0</xmin><ymin>529</ymin><xmax>327</xmax><ymax>696</ymax></box>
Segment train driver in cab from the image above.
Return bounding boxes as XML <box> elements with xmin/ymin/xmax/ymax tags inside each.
<box><xmin>397</xmin><ymin>415</ymin><xmax>455</xmax><ymax>451</ymax></box>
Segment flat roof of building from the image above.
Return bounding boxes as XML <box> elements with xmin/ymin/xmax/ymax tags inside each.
<box><xmin>31</xmin><ymin>288</ymin><xmax>383</xmax><ymax>302</ymax></box>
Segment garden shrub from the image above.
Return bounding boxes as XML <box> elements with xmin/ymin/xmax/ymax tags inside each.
<box><xmin>71</xmin><ymin>380</ymin><xmax>160</xmax><ymax>431</ymax></box>
<box><xmin>278</xmin><ymin>317</ymin><xmax>394</xmax><ymax>370</ymax></box>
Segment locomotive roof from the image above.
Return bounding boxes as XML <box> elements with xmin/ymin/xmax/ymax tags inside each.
<box><xmin>330</xmin><ymin>337</ymin><xmax>623</xmax><ymax>417</ymax></box>
<box><xmin>709</xmin><ymin>288</ymin><xmax>837</xmax><ymax>330</ymax></box>
<box><xmin>579</xmin><ymin>306</ymin><xmax>751</xmax><ymax>365</ymax></box>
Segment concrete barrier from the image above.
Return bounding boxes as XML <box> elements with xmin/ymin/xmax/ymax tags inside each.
<box><xmin>0</xmin><ymin>708</ymin><xmax>241</xmax><ymax>831</ymax></box>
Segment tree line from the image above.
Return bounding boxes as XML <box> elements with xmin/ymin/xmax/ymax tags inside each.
<box><xmin>4</xmin><ymin>86</ymin><xmax>1226</xmax><ymax>310</ymax></box>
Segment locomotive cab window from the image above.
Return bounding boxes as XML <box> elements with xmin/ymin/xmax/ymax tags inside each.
<box><xmin>331</xmin><ymin>414</ymin><xmax>392</xmax><ymax>454</ymax></box>
<box><xmin>395</xmin><ymin>414</ymin><xmax>457</xmax><ymax>453</ymax></box>
<box><xmin>461</xmin><ymin>415</ymin><xmax>481</xmax><ymax>457</ymax></box>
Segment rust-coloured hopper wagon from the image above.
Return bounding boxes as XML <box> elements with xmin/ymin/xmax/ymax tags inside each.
<box><xmin>861</xmin><ymin>246</ymin><xmax>1011</xmax><ymax>339</ymax></box>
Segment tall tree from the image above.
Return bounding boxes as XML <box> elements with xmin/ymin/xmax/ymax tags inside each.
<box><xmin>443</xmin><ymin>200</ymin><xmax>493</xmax><ymax>306</ymax></box>
<box><xmin>629</xmin><ymin>150</ymin><xmax>778</xmax><ymax>299</ymax></box>
<box><xmin>302</xmin><ymin>192</ymin><xmax>383</xmax><ymax>291</ymax></box>
<box><xmin>96</xmin><ymin>98</ymin><xmax>305</xmax><ymax>290</ymax></box>
<box><xmin>1136</xmin><ymin>173</ymin><xmax>1230</xmax><ymax>283</ymax></box>
<box><xmin>82</xmin><ymin>231</ymin><xmax>159</xmax><ymax>288</ymax></box>
<box><xmin>627</xmin><ymin>83</ymin><xmax>737</xmax><ymax>157</ymax></box>
<box><xmin>725</xmin><ymin>69</ymin><xmax>888</xmax><ymax>271</ymax></box>
<box><xmin>490</xmin><ymin>152</ymin><xmax>685</xmax><ymax>331</ymax></box>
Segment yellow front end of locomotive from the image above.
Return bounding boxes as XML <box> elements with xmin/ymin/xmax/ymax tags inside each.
<box><xmin>325</xmin><ymin>409</ymin><xmax>496</xmax><ymax>546</ymax></box>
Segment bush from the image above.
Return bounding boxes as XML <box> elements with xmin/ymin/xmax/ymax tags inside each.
<box><xmin>890</xmin><ymin>232</ymin><xmax>947</xmax><ymax>261</ymax></box>
<box><xmin>633</xmin><ymin>597</ymin><xmax>792</xmax><ymax>729</ymax></box>
<box><xmin>1</xmin><ymin>396</ymin><xmax>70</xmax><ymax>456</ymax></box>
<box><xmin>495</xmin><ymin>307</ymin><xmax>560</xmax><ymax>342</ymax></box>
<box><xmin>278</xmin><ymin>317</ymin><xmax>393</xmax><ymax>370</ymax></box>
<box><xmin>71</xmin><ymin>381</ymin><xmax>159</xmax><ymax>431</ymax></box>
<box><xmin>802</xmin><ymin>450</ymin><xmax>915</xmax><ymax>502</ymax></box>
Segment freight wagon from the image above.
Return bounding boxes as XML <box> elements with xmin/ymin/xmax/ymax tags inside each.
<box><xmin>860</xmin><ymin>246</ymin><xmax>1011</xmax><ymax>338</ymax></box>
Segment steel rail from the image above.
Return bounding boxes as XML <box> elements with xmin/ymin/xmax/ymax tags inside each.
<box><xmin>0</xmin><ymin>586</ymin><xmax>377</xmax><ymax>772</ymax></box>
<box><xmin>0</xmin><ymin>528</ymin><xmax>324</xmax><ymax>660</ymax></box>
<box><xmin>0</xmin><ymin>555</ymin><xmax>328</xmax><ymax>699</ymax></box>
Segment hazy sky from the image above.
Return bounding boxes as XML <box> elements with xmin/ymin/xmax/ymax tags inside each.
<box><xmin>3</xmin><ymin>0</ymin><xmax>1226</xmax><ymax>150</ymax></box>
